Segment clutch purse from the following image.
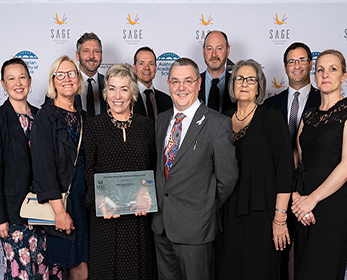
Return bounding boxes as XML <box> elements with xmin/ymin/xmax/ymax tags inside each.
<box><xmin>20</xmin><ymin>117</ymin><xmax>83</xmax><ymax>227</ymax></box>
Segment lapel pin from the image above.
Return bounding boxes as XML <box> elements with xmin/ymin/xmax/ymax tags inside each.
<box><xmin>196</xmin><ymin>115</ymin><xmax>205</xmax><ymax>126</ymax></box>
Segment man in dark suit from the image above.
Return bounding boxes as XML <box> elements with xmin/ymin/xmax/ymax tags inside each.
<box><xmin>152</xmin><ymin>57</ymin><xmax>238</xmax><ymax>280</ymax></box>
<box><xmin>264</xmin><ymin>42</ymin><xmax>321</xmax><ymax>280</ymax></box>
<box><xmin>199</xmin><ymin>30</ymin><xmax>236</xmax><ymax>112</ymax></box>
<box><xmin>265</xmin><ymin>42</ymin><xmax>321</xmax><ymax>142</ymax></box>
<box><xmin>75</xmin><ymin>32</ymin><xmax>107</xmax><ymax>115</ymax></box>
<box><xmin>132</xmin><ymin>46</ymin><xmax>172</xmax><ymax>120</ymax></box>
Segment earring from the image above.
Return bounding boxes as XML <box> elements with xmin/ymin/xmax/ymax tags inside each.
<box><xmin>3</xmin><ymin>89</ymin><xmax>8</xmax><ymax>96</ymax></box>
<box><xmin>29</xmin><ymin>87</ymin><xmax>32</xmax><ymax>94</ymax></box>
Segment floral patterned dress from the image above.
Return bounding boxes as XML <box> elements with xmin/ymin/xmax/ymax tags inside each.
<box><xmin>1</xmin><ymin>111</ymin><xmax>50</xmax><ymax>280</ymax></box>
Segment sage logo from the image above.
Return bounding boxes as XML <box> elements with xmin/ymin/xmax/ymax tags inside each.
<box><xmin>157</xmin><ymin>52</ymin><xmax>180</xmax><ymax>77</ymax></box>
<box><xmin>272</xmin><ymin>77</ymin><xmax>285</xmax><ymax>89</ymax></box>
<box><xmin>54</xmin><ymin>13</ymin><xmax>67</xmax><ymax>25</ymax></box>
<box><xmin>123</xmin><ymin>13</ymin><xmax>142</xmax><ymax>45</ymax></box>
<box><xmin>14</xmin><ymin>51</ymin><xmax>39</xmax><ymax>75</ymax></box>
<box><xmin>200</xmin><ymin>14</ymin><xmax>213</xmax><ymax>26</ymax></box>
<box><xmin>51</xmin><ymin>13</ymin><xmax>70</xmax><ymax>44</ymax></box>
<box><xmin>126</xmin><ymin>14</ymin><xmax>139</xmax><ymax>25</ymax></box>
<box><xmin>269</xmin><ymin>13</ymin><xmax>290</xmax><ymax>45</ymax></box>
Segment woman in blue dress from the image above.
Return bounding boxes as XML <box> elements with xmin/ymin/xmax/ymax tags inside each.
<box><xmin>31</xmin><ymin>55</ymin><xmax>88</xmax><ymax>280</ymax></box>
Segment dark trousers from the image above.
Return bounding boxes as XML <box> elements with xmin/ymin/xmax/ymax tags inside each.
<box><xmin>154</xmin><ymin>232</ymin><xmax>212</xmax><ymax>280</ymax></box>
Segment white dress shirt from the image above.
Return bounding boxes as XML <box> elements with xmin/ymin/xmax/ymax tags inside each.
<box><xmin>138</xmin><ymin>82</ymin><xmax>158</xmax><ymax>116</ymax></box>
<box><xmin>287</xmin><ymin>83</ymin><xmax>311</xmax><ymax>128</ymax></box>
<box><xmin>80</xmin><ymin>71</ymin><xmax>101</xmax><ymax>115</ymax></box>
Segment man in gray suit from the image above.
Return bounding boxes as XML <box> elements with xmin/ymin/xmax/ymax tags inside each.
<box><xmin>152</xmin><ymin>57</ymin><xmax>238</xmax><ymax>280</ymax></box>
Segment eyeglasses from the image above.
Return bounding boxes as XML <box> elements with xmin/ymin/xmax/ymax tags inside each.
<box><xmin>234</xmin><ymin>76</ymin><xmax>258</xmax><ymax>85</ymax></box>
<box><xmin>169</xmin><ymin>78</ymin><xmax>199</xmax><ymax>88</ymax></box>
<box><xmin>286</xmin><ymin>58</ymin><xmax>310</xmax><ymax>67</ymax></box>
<box><xmin>53</xmin><ymin>70</ymin><xmax>78</xmax><ymax>81</ymax></box>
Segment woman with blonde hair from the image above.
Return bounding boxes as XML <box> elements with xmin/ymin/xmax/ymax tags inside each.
<box><xmin>31</xmin><ymin>55</ymin><xmax>88</xmax><ymax>279</ymax></box>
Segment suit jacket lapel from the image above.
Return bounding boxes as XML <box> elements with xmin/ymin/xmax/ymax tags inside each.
<box><xmin>198</xmin><ymin>72</ymin><xmax>206</xmax><ymax>103</ymax></box>
<box><xmin>171</xmin><ymin>104</ymin><xmax>209</xmax><ymax>169</ymax></box>
<box><xmin>305</xmin><ymin>87</ymin><xmax>320</xmax><ymax>111</ymax></box>
<box><xmin>282</xmin><ymin>89</ymin><xmax>289</xmax><ymax>123</ymax></box>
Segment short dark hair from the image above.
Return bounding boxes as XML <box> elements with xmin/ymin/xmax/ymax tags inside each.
<box><xmin>168</xmin><ymin>57</ymin><xmax>200</xmax><ymax>80</ymax></box>
<box><xmin>76</xmin><ymin>32</ymin><xmax>102</xmax><ymax>55</ymax></box>
<box><xmin>133</xmin><ymin>46</ymin><xmax>157</xmax><ymax>65</ymax></box>
<box><xmin>1</xmin><ymin>58</ymin><xmax>31</xmax><ymax>81</ymax></box>
<box><xmin>203</xmin><ymin>30</ymin><xmax>229</xmax><ymax>48</ymax></box>
<box><xmin>283</xmin><ymin>42</ymin><xmax>312</xmax><ymax>65</ymax></box>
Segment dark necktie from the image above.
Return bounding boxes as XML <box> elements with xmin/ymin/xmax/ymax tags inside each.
<box><xmin>208</xmin><ymin>78</ymin><xmax>220</xmax><ymax>111</ymax></box>
<box><xmin>144</xmin><ymin>89</ymin><xmax>155</xmax><ymax>120</ymax></box>
<box><xmin>87</xmin><ymin>78</ymin><xmax>95</xmax><ymax>116</ymax></box>
<box><xmin>289</xmin><ymin>91</ymin><xmax>300</xmax><ymax>139</ymax></box>
<box><xmin>164</xmin><ymin>113</ymin><xmax>186</xmax><ymax>180</ymax></box>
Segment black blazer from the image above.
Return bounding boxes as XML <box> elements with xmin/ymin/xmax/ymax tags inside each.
<box><xmin>264</xmin><ymin>86</ymin><xmax>321</xmax><ymax>122</ymax></box>
<box><xmin>0</xmin><ymin>99</ymin><xmax>38</xmax><ymax>224</ymax></box>
<box><xmin>198</xmin><ymin>70</ymin><xmax>236</xmax><ymax>112</ymax></box>
<box><xmin>75</xmin><ymin>72</ymin><xmax>107</xmax><ymax>116</ymax></box>
<box><xmin>31</xmin><ymin>98</ymin><xmax>86</xmax><ymax>203</ymax></box>
<box><xmin>133</xmin><ymin>88</ymin><xmax>173</xmax><ymax>117</ymax></box>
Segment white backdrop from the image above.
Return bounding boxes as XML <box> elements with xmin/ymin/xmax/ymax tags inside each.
<box><xmin>1</xmin><ymin>0</ymin><xmax>347</xmax><ymax>278</ymax></box>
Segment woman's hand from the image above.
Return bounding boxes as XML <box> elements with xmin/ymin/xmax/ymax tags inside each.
<box><xmin>50</xmin><ymin>199</ymin><xmax>75</xmax><ymax>234</ymax></box>
<box><xmin>291</xmin><ymin>195</ymin><xmax>317</xmax><ymax>225</ymax></box>
<box><xmin>130</xmin><ymin>187</ymin><xmax>152</xmax><ymax>213</ymax></box>
<box><xmin>273</xmin><ymin>221</ymin><xmax>290</xmax><ymax>251</ymax></box>
<box><xmin>54</xmin><ymin>211</ymin><xmax>75</xmax><ymax>235</ymax></box>
<box><xmin>0</xmin><ymin>222</ymin><xmax>9</xmax><ymax>239</ymax></box>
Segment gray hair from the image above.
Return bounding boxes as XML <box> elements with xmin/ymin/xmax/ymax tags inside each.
<box><xmin>168</xmin><ymin>57</ymin><xmax>200</xmax><ymax>80</ymax></box>
<box><xmin>229</xmin><ymin>59</ymin><xmax>266</xmax><ymax>105</ymax></box>
<box><xmin>103</xmin><ymin>63</ymin><xmax>139</xmax><ymax>103</ymax></box>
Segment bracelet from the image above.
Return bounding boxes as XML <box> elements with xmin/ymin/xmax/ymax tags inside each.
<box><xmin>273</xmin><ymin>220</ymin><xmax>287</xmax><ymax>226</ymax></box>
<box><xmin>274</xmin><ymin>218</ymin><xmax>286</xmax><ymax>223</ymax></box>
<box><xmin>275</xmin><ymin>208</ymin><xmax>287</xmax><ymax>214</ymax></box>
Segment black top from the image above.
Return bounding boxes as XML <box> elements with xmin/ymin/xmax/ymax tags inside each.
<box><xmin>224</xmin><ymin>104</ymin><xmax>294</xmax><ymax>216</ymax></box>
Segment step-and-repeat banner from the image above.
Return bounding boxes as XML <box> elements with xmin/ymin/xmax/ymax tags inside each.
<box><xmin>0</xmin><ymin>1</ymin><xmax>347</xmax><ymax>278</ymax></box>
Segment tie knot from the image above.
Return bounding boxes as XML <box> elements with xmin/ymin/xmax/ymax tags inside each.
<box><xmin>144</xmin><ymin>89</ymin><xmax>152</xmax><ymax>98</ymax></box>
<box><xmin>87</xmin><ymin>78</ymin><xmax>94</xmax><ymax>84</ymax></box>
<box><xmin>294</xmin><ymin>91</ymin><xmax>300</xmax><ymax>98</ymax></box>
<box><xmin>212</xmin><ymin>78</ymin><xmax>219</xmax><ymax>86</ymax></box>
<box><xmin>175</xmin><ymin>113</ymin><xmax>186</xmax><ymax>124</ymax></box>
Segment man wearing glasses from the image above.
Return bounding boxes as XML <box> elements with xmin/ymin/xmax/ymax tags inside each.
<box><xmin>265</xmin><ymin>42</ymin><xmax>320</xmax><ymax>143</ymax></box>
<box><xmin>198</xmin><ymin>30</ymin><xmax>236</xmax><ymax>112</ymax></box>
<box><xmin>152</xmin><ymin>57</ymin><xmax>238</xmax><ymax>280</ymax></box>
<box><xmin>264</xmin><ymin>42</ymin><xmax>321</xmax><ymax>280</ymax></box>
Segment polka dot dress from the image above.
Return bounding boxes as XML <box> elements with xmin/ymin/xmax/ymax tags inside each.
<box><xmin>84</xmin><ymin>112</ymin><xmax>157</xmax><ymax>279</ymax></box>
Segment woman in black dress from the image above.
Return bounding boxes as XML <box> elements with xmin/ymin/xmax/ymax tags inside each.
<box><xmin>31</xmin><ymin>55</ymin><xmax>88</xmax><ymax>279</ymax></box>
<box><xmin>0</xmin><ymin>58</ymin><xmax>49</xmax><ymax>279</ymax></box>
<box><xmin>292</xmin><ymin>49</ymin><xmax>347</xmax><ymax>280</ymax></box>
<box><xmin>215</xmin><ymin>59</ymin><xmax>294</xmax><ymax>280</ymax></box>
<box><xmin>84</xmin><ymin>63</ymin><xmax>157</xmax><ymax>279</ymax></box>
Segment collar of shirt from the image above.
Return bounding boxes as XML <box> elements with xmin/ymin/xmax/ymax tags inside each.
<box><xmin>287</xmin><ymin>83</ymin><xmax>311</xmax><ymax>125</ymax></box>
<box><xmin>205</xmin><ymin>70</ymin><xmax>226</xmax><ymax>111</ymax></box>
<box><xmin>165</xmin><ymin>99</ymin><xmax>201</xmax><ymax>149</ymax></box>
<box><xmin>137</xmin><ymin>82</ymin><xmax>157</xmax><ymax>116</ymax></box>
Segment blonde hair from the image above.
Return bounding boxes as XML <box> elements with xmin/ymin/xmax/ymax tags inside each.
<box><xmin>46</xmin><ymin>55</ymin><xmax>84</xmax><ymax>99</ymax></box>
<box><xmin>103</xmin><ymin>63</ymin><xmax>139</xmax><ymax>102</ymax></box>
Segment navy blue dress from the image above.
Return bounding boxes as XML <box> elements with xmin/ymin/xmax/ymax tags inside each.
<box><xmin>46</xmin><ymin>108</ymin><xmax>89</xmax><ymax>268</ymax></box>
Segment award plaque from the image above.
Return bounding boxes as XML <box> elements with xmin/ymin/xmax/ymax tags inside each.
<box><xmin>94</xmin><ymin>170</ymin><xmax>157</xmax><ymax>217</ymax></box>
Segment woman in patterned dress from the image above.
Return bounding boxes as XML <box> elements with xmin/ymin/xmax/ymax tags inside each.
<box><xmin>84</xmin><ymin>63</ymin><xmax>157</xmax><ymax>279</ymax></box>
<box><xmin>0</xmin><ymin>58</ymin><xmax>49</xmax><ymax>279</ymax></box>
<box><xmin>31</xmin><ymin>55</ymin><xmax>88</xmax><ymax>280</ymax></box>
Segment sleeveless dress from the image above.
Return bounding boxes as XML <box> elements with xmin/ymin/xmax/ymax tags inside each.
<box><xmin>295</xmin><ymin>98</ymin><xmax>347</xmax><ymax>280</ymax></box>
<box><xmin>46</xmin><ymin>108</ymin><xmax>88</xmax><ymax>269</ymax></box>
